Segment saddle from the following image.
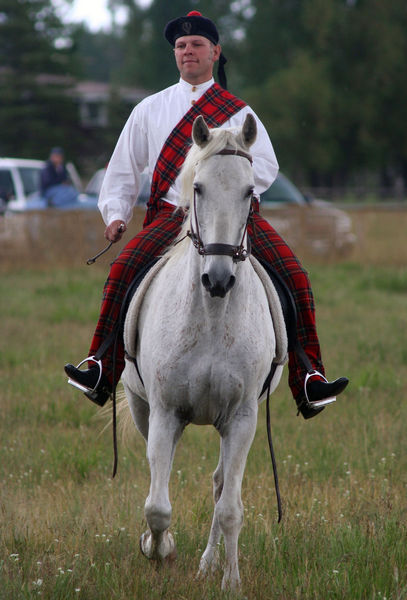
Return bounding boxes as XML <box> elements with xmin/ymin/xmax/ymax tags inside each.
<box><xmin>95</xmin><ymin>252</ymin><xmax>305</xmax><ymax>398</ymax></box>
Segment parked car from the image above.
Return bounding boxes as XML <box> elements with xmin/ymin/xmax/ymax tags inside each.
<box><xmin>0</xmin><ymin>158</ymin><xmax>97</xmax><ymax>212</ymax></box>
<box><xmin>83</xmin><ymin>168</ymin><xmax>151</xmax><ymax>206</ymax></box>
<box><xmin>84</xmin><ymin>168</ymin><xmax>356</xmax><ymax>256</ymax></box>
<box><xmin>260</xmin><ymin>173</ymin><xmax>356</xmax><ymax>255</ymax></box>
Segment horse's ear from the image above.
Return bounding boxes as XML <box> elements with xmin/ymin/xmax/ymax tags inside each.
<box><xmin>192</xmin><ymin>115</ymin><xmax>211</xmax><ymax>147</ymax></box>
<box><xmin>241</xmin><ymin>113</ymin><xmax>257</xmax><ymax>148</ymax></box>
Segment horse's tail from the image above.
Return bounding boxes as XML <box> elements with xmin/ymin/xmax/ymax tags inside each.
<box><xmin>97</xmin><ymin>386</ymin><xmax>136</xmax><ymax>448</ymax></box>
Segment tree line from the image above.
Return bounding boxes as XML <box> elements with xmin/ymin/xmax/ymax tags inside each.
<box><xmin>1</xmin><ymin>0</ymin><xmax>406</xmax><ymax>192</ymax></box>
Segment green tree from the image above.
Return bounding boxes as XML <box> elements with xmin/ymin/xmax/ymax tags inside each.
<box><xmin>241</xmin><ymin>0</ymin><xmax>407</xmax><ymax>188</ymax></box>
<box><xmin>71</xmin><ymin>24</ymin><xmax>125</xmax><ymax>84</ymax></box>
<box><xmin>0</xmin><ymin>0</ymin><xmax>79</xmax><ymax>159</ymax></box>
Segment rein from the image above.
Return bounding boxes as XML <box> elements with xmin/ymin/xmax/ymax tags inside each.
<box><xmin>187</xmin><ymin>148</ymin><xmax>253</xmax><ymax>262</ymax></box>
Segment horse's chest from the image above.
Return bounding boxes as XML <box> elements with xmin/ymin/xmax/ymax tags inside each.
<box><xmin>147</xmin><ymin>316</ymin><xmax>272</xmax><ymax>420</ymax></box>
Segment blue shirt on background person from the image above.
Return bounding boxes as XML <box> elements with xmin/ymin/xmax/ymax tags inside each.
<box><xmin>40</xmin><ymin>147</ymin><xmax>78</xmax><ymax>206</ymax></box>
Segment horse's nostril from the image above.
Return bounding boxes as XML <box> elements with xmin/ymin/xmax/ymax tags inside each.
<box><xmin>201</xmin><ymin>273</ymin><xmax>235</xmax><ymax>297</ymax></box>
<box><xmin>201</xmin><ymin>273</ymin><xmax>211</xmax><ymax>290</ymax></box>
<box><xmin>226</xmin><ymin>275</ymin><xmax>236</xmax><ymax>292</ymax></box>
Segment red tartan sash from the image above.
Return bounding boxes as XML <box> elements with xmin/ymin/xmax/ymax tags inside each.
<box><xmin>144</xmin><ymin>83</ymin><xmax>246</xmax><ymax>226</ymax></box>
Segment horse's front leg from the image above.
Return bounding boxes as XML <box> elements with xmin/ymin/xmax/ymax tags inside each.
<box><xmin>215</xmin><ymin>404</ymin><xmax>257</xmax><ymax>591</ymax></box>
<box><xmin>197</xmin><ymin>453</ymin><xmax>223</xmax><ymax>577</ymax></box>
<box><xmin>140</xmin><ymin>406</ymin><xmax>184</xmax><ymax>564</ymax></box>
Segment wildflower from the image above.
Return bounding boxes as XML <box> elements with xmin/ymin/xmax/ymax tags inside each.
<box><xmin>33</xmin><ymin>579</ymin><xmax>43</xmax><ymax>587</ymax></box>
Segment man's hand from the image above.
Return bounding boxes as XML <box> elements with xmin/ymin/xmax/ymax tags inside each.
<box><xmin>104</xmin><ymin>220</ymin><xmax>127</xmax><ymax>242</ymax></box>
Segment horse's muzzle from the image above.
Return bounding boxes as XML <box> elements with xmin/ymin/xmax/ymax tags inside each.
<box><xmin>201</xmin><ymin>273</ymin><xmax>236</xmax><ymax>298</ymax></box>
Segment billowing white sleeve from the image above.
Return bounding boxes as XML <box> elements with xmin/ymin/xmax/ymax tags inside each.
<box><xmin>98</xmin><ymin>107</ymin><xmax>149</xmax><ymax>226</ymax></box>
<box><xmin>228</xmin><ymin>105</ymin><xmax>279</xmax><ymax>198</ymax></box>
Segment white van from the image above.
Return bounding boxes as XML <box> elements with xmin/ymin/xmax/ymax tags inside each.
<box><xmin>0</xmin><ymin>158</ymin><xmax>88</xmax><ymax>212</ymax></box>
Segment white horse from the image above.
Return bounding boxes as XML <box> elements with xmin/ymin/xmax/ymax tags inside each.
<box><xmin>122</xmin><ymin>114</ymin><xmax>287</xmax><ymax>591</ymax></box>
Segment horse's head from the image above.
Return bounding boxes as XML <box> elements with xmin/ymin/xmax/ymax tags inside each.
<box><xmin>182</xmin><ymin>113</ymin><xmax>257</xmax><ymax>298</ymax></box>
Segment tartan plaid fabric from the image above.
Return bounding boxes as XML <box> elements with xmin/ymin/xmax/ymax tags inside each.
<box><xmin>144</xmin><ymin>83</ymin><xmax>246</xmax><ymax>227</ymax></box>
<box><xmin>249</xmin><ymin>200</ymin><xmax>324</xmax><ymax>400</ymax></box>
<box><xmin>89</xmin><ymin>201</ymin><xmax>185</xmax><ymax>382</ymax></box>
<box><xmin>89</xmin><ymin>200</ymin><xmax>324</xmax><ymax>404</ymax></box>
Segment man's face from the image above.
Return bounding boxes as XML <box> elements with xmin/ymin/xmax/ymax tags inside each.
<box><xmin>174</xmin><ymin>35</ymin><xmax>221</xmax><ymax>84</ymax></box>
<box><xmin>50</xmin><ymin>152</ymin><xmax>64</xmax><ymax>167</ymax></box>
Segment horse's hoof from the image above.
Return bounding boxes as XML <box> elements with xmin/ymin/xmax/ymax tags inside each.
<box><xmin>139</xmin><ymin>530</ymin><xmax>177</xmax><ymax>564</ymax></box>
<box><xmin>164</xmin><ymin>544</ymin><xmax>177</xmax><ymax>565</ymax></box>
<box><xmin>197</xmin><ymin>548</ymin><xmax>220</xmax><ymax>578</ymax></box>
<box><xmin>140</xmin><ymin>531</ymin><xmax>153</xmax><ymax>559</ymax></box>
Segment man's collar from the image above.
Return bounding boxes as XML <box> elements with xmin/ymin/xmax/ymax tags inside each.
<box><xmin>178</xmin><ymin>77</ymin><xmax>215</xmax><ymax>92</ymax></box>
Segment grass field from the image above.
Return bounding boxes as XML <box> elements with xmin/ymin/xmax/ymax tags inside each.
<box><xmin>1</xmin><ymin>222</ymin><xmax>407</xmax><ymax>598</ymax></box>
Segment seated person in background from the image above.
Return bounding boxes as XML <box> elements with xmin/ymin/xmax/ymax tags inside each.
<box><xmin>40</xmin><ymin>147</ymin><xmax>78</xmax><ymax>206</ymax></box>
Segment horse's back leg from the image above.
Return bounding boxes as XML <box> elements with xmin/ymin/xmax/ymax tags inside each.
<box><xmin>215</xmin><ymin>405</ymin><xmax>258</xmax><ymax>591</ymax></box>
<box><xmin>141</xmin><ymin>406</ymin><xmax>184</xmax><ymax>563</ymax></box>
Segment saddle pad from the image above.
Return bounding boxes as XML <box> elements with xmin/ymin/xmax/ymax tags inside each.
<box><xmin>249</xmin><ymin>256</ymin><xmax>288</xmax><ymax>366</ymax></box>
<box><xmin>123</xmin><ymin>255</ymin><xmax>170</xmax><ymax>360</ymax></box>
<box><xmin>123</xmin><ymin>254</ymin><xmax>288</xmax><ymax>366</ymax></box>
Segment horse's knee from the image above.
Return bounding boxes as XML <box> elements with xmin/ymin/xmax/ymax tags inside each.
<box><xmin>145</xmin><ymin>500</ymin><xmax>172</xmax><ymax>534</ymax></box>
<box><xmin>216</xmin><ymin>499</ymin><xmax>243</xmax><ymax>535</ymax></box>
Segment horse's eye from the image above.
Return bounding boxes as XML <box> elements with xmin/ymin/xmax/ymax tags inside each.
<box><xmin>194</xmin><ymin>183</ymin><xmax>202</xmax><ymax>195</ymax></box>
<box><xmin>246</xmin><ymin>187</ymin><xmax>254</xmax><ymax>199</ymax></box>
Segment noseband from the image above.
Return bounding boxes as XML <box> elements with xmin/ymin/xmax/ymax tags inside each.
<box><xmin>187</xmin><ymin>149</ymin><xmax>253</xmax><ymax>262</ymax></box>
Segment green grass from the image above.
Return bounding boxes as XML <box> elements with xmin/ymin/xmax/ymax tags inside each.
<box><xmin>1</xmin><ymin>259</ymin><xmax>407</xmax><ymax>599</ymax></box>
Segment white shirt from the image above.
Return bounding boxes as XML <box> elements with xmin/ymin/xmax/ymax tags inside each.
<box><xmin>98</xmin><ymin>77</ymin><xmax>279</xmax><ymax>226</ymax></box>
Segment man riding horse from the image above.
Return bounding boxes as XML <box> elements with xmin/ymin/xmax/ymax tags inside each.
<box><xmin>65</xmin><ymin>11</ymin><xmax>348</xmax><ymax>419</ymax></box>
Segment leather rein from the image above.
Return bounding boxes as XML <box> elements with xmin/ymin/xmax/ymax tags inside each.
<box><xmin>187</xmin><ymin>148</ymin><xmax>253</xmax><ymax>262</ymax></box>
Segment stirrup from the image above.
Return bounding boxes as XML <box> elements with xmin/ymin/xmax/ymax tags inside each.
<box><xmin>304</xmin><ymin>370</ymin><xmax>337</xmax><ymax>408</ymax></box>
<box><xmin>67</xmin><ymin>356</ymin><xmax>103</xmax><ymax>395</ymax></box>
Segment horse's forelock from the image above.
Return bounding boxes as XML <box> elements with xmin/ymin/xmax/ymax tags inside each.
<box><xmin>178</xmin><ymin>127</ymin><xmax>247</xmax><ymax>209</ymax></box>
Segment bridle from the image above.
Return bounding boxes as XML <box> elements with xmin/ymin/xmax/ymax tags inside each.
<box><xmin>187</xmin><ymin>148</ymin><xmax>253</xmax><ymax>262</ymax></box>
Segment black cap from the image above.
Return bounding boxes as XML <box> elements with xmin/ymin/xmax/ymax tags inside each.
<box><xmin>164</xmin><ymin>11</ymin><xmax>228</xmax><ymax>89</ymax></box>
<box><xmin>164</xmin><ymin>11</ymin><xmax>219</xmax><ymax>46</ymax></box>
